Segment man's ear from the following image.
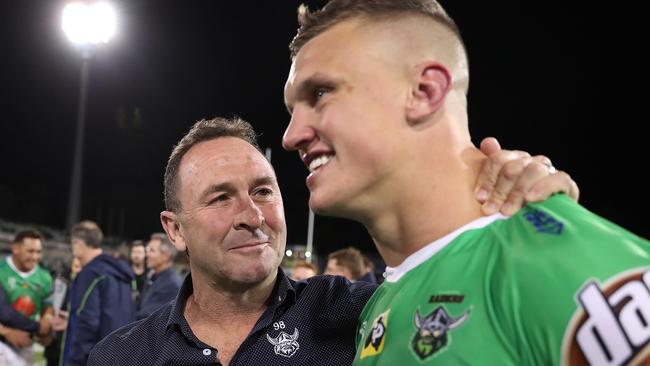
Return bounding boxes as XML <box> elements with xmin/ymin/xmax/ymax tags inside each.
<box><xmin>405</xmin><ymin>62</ymin><xmax>452</xmax><ymax>125</ymax></box>
<box><xmin>160</xmin><ymin>211</ymin><xmax>187</xmax><ymax>252</ymax></box>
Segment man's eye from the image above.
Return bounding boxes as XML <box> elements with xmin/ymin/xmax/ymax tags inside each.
<box><xmin>315</xmin><ymin>88</ymin><xmax>329</xmax><ymax>99</ymax></box>
<box><xmin>311</xmin><ymin>87</ymin><xmax>332</xmax><ymax>104</ymax></box>
<box><xmin>255</xmin><ymin>188</ymin><xmax>274</xmax><ymax>197</ymax></box>
<box><xmin>210</xmin><ymin>194</ymin><xmax>229</xmax><ymax>204</ymax></box>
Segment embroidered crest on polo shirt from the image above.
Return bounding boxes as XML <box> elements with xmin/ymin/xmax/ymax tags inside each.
<box><xmin>266</xmin><ymin>328</ymin><xmax>300</xmax><ymax>357</ymax></box>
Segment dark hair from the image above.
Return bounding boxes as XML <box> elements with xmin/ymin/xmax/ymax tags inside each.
<box><xmin>12</xmin><ymin>229</ymin><xmax>44</xmax><ymax>245</ymax></box>
<box><xmin>290</xmin><ymin>0</ymin><xmax>463</xmax><ymax>58</ymax></box>
<box><xmin>164</xmin><ymin>117</ymin><xmax>261</xmax><ymax>212</ymax></box>
<box><xmin>328</xmin><ymin>246</ymin><xmax>365</xmax><ymax>280</ymax></box>
<box><xmin>130</xmin><ymin>240</ymin><xmax>145</xmax><ymax>249</ymax></box>
<box><xmin>70</xmin><ymin>220</ymin><xmax>103</xmax><ymax>248</ymax></box>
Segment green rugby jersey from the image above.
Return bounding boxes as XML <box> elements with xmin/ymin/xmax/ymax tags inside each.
<box><xmin>0</xmin><ymin>257</ymin><xmax>53</xmax><ymax>320</ymax></box>
<box><xmin>354</xmin><ymin>195</ymin><xmax>650</xmax><ymax>365</ymax></box>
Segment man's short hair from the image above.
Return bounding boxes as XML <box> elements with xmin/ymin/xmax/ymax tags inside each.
<box><xmin>294</xmin><ymin>260</ymin><xmax>318</xmax><ymax>274</ymax></box>
<box><xmin>150</xmin><ymin>232</ymin><xmax>177</xmax><ymax>261</ymax></box>
<box><xmin>131</xmin><ymin>240</ymin><xmax>145</xmax><ymax>250</ymax></box>
<box><xmin>289</xmin><ymin>0</ymin><xmax>463</xmax><ymax>58</ymax></box>
<box><xmin>12</xmin><ymin>229</ymin><xmax>43</xmax><ymax>245</ymax></box>
<box><xmin>70</xmin><ymin>220</ymin><xmax>103</xmax><ymax>248</ymax></box>
<box><xmin>164</xmin><ymin>117</ymin><xmax>262</xmax><ymax>212</ymax></box>
<box><xmin>328</xmin><ymin>246</ymin><xmax>365</xmax><ymax>280</ymax></box>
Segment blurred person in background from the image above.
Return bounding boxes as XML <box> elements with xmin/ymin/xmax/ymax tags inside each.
<box><xmin>358</xmin><ymin>255</ymin><xmax>377</xmax><ymax>284</ymax></box>
<box><xmin>325</xmin><ymin>247</ymin><xmax>365</xmax><ymax>282</ymax></box>
<box><xmin>291</xmin><ymin>260</ymin><xmax>318</xmax><ymax>281</ymax></box>
<box><xmin>57</xmin><ymin>220</ymin><xmax>135</xmax><ymax>366</ymax></box>
<box><xmin>0</xmin><ymin>229</ymin><xmax>53</xmax><ymax>365</ymax></box>
<box><xmin>129</xmin><ymin>240</ymin><xmax>147</xmax><ymax>305</ymax></box>
<box><xmin>136</xmin><ymin>233</ymin><xmax>182</xmax><ymax>320</ymax></box>
<box><xmin>44</xmin><ymin>256</ymin><xmax>82</xmax><ymax>366</ymax></box>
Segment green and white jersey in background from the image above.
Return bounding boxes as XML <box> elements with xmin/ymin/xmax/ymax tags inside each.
<box><xmin>0</xmin><ymin>256</ymin><xmax>53</xmax><ymax>320</ymax></box>
<box><xmin>354</xmin><ymin>195</ymin><xmax>650</xmax><ymax>366</ymax></box>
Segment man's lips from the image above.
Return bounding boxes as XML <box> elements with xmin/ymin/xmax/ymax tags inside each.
<box><xmin>302</xmin><ymin>151</ymin><xmax>334</xmax><ymax>173</ymax></box>
<box><xmin>228</xmin><ymin>242</ymin><xmax>269</xmax><ymax>251</ymax></box>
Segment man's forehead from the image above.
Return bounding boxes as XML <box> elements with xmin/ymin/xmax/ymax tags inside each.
<box><xmin>18</xmin><ymin>237</ymin><xmax>42</xmax><ymax>247</ymax></box>
<box><xmin>182</xmin><ymin>137</ymin><xmax>270</xmax><ymax>170</ymax></box>
<box><xmin>147</xmin><ymin>239</ymin><xmax>161</xmax><ymax>247</ymax></box>
<box><xmin>179</xmin><ymin>137</ymin><xmax>277</xmax><ymax>188</ymax></box>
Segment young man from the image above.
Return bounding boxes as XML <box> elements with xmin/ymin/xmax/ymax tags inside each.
<box><xmin>59</xmin><ymin>220</ymin><xmax>135</xmax><ymax>366</ymax></box>
<box><xmin>136</xmin><ymin>233</ymin><xmax>182</xmax><ymax>319</ymax></box>
<box><xmin>282</xmin><ymin>1</ymin><xmax>649</xmax><ymax>364</ymax></box>
<box><xmin>129</xmin><ymin>240</ymin><xmax>147</xmax><ymax>302</ymax></box>
<box><xmin>90</xmin><ymin>117</ymin><xmax>577</xmax><ymax>365</ymax></box>
<box><xmin>0</xmin><ymin>230</ymin><xmax>53</xmax><ymax>364</ymax></box>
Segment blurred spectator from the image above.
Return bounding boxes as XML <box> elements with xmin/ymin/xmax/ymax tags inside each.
<box><xmin>291</xmin><ymin>260</ymin><xmax>318</xmax><ymax>281</ymax></box>
<box><xmin>129</xmin><ymin>240</ymin><xmax>147</xmax><ymax>303</ymax></box>
<box><xmin>57</xmin><ymin>220</ymin><xmax>135</xmax><ymax>366</ymax></box>
<box><xmin>358</xmin><ymin>255</ymin><xmax>377</xmax><ymax>284</ymax></box>
<box><xmin>325</xmin><ymin>247</ymin><xmax>365</xmax><ymax>282</ymax></box>
<box><xmin>0</xmin><ymin>229</ymin><xmax>53</xmax><ymax>365</ymax></box>
<box><xmin>136</xmin><ymin>233</ymin><xmax>181</xmax><ymax>320</ymax></box>
<box><xmin>44</xmin><ymin>256</ymin><xmax>82</xmax><ymax>366</ymax></box>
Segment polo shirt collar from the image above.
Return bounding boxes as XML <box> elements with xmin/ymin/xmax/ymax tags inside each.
<box><xmin>164</xmin><ymin>269</ymin><xmax>297</xmax><ymax>337</ymax></box>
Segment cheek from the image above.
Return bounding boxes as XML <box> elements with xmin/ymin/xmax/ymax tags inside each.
<box><xmin>263</xmin><ymin>205</ymin><xmax>286</xmax><ymax>234</ymax></box>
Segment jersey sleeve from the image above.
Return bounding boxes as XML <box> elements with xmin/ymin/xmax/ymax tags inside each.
<box><xmin>490</xmin><ymin>194</ymin><xmax>650</xmax><ymax>365</ymax></box>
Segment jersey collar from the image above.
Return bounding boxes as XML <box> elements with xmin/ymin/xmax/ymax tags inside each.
<box><xmin>384</xmin><ymin>213</ymin><xmax>507</xmax><ymax>283</ymax></box>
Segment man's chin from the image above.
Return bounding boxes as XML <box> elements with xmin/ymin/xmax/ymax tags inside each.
<box><xmin>309</xmin><ymin>195</ymin><xmax>356</xmax><ymax>220</ymax></box>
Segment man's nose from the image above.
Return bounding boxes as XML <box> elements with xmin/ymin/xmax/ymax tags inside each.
<box><xmin>282</xmin><ymin>107</ymin><xmax>315</xmax><ymax>152</ymax></box>
<box><xmin>234</xmin><ymin>197</ymin><xmax>265</xmax><ymax>231</ymax></box>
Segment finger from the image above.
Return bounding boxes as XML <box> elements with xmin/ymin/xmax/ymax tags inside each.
<box><xmin>475</xmin><ymin>149</ymin><xmax>530</xmax><ymax>202</ymax></box>
<box><xmin>525</xmin><ymin>171</ymin><xmax>580</xmax><ymax>202</ymax></box>
<box><xmin>479</xmin><ymin>137</ymin><xmax>501</xmax><ymax>156</ymax></box>
<box><xmin>500</xmin><ymin>161</ymin><xmax>549</xmax><ymax>216</ymax></box>
<box><xmin>531</xmin><ymin>154</ymin><xmax>552</xmax><ymax>169</ymax></box>
<box><xmin>482</xmin><ymin>157</ymin><xmax>532</xmax><ymax>214</ymax></box>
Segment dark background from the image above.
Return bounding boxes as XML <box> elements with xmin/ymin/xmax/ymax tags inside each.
<box><xmin>0</xmin><ymin>1</ymin><xmax>643</xmax><ymax>257</ymax></box>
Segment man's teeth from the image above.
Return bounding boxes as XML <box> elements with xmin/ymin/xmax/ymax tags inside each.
<box><xmin>308</xmin><ymin>155</ymin><xmax>333</xmax><ymax>172</ymax></box>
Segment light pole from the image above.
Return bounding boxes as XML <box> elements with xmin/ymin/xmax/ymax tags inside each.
<box><xmin>62</xmin><ymin>2</ymin><xmax>116</xmax><ymax>229</ymax></box>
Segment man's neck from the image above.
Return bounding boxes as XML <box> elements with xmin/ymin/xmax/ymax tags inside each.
<box><xmin>153</xmin><ymin>261</ymin><xmax>172</xmax><ymax>275</ymax></box>
<box><xmin>184</xmin><ymin>269</ymin><xmax>278</xmax><ymax>365</ymax></box>
<box><xmin>7</xmin><ymin>256</ymin><xmax>35</xmax><ymax>276</ymax></box>
<box><xmin>132</xmin><ymin>263</ymin><xmax>145</xmax><ymax>275</ymax></box>
<box><xmin>81</xmin><ymin>248</ymin><xmax>103</xmax><ymax>266</ymax></box>
<box><xmin>366</xmin><ymin>146</ymin><xmax>486</xmax><ymax>267</ymax></box>
<box><xmin>187</xmin><ymin>268</ymin><xmax>277</xmax><ymax>319</ymax></box>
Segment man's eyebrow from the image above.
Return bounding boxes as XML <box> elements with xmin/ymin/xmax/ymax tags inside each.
<box><xmin>200</xmin><ymin>176</ymin><xmax>277</xmax><ymax>199</ymax></box>
<box><xmin>199</xmin><ymin>182</ymin><xmax>233</xmax><ymax>201</ymax></box>
<box><xmin>286</xmin><ymin>73</ymin><xmax>341</xmax><ymax>113</ymax></box>
<box><xmin>252</xmin><ymin>175</ymin><xmax>277</xmax><ymax>188</ymax></box>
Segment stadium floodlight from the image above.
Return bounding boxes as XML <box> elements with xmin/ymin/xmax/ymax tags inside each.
<box><xmin>62</xmin><ymin>2</ymin><xmax>116</xmax><ymax>45</ymax></box>
<box><xmin>62</xmin><ymin>2</ymin><xmax>116</xmax><ymax>229</ymax></box>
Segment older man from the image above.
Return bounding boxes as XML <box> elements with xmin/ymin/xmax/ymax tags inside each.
<box><xmin>59</xmin><ymin>221</ymin><xmax>135</xmax><ymax>366</ymax></box>
<box><xmin>136</xmin><ymin>233</ymin><xmax>182</xmax><ymax>319</ymax></box>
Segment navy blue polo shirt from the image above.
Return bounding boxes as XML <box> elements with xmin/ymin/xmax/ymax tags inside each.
<box><xmin>88</xmin><ymin>269</ymin><xmax>376</xmax><ymax>365</ymax></box>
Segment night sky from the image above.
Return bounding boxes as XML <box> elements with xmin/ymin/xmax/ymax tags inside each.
<box><xmin>0</xmin><ymin>1</ymin><xmax>643</xmax><ymax>257</ymax></box>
